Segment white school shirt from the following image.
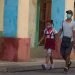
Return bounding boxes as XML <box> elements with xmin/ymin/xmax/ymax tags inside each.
<box><xmin>44</xmin><ymin>27</ymin><xmax>57</xmax><ymax>39</ymax></box>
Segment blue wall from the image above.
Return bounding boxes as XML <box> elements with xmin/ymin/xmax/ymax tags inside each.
<box><xmin>51</xmin><ymin>0</ymin><xmax>65</xmax><ymax>31</ymax></box>
<box><xmin>4</xmin><ymin>0</ymin><xmax>18</xmax><ymax>37</ymax></box>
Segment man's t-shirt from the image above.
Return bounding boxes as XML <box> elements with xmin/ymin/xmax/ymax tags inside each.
<box><xmin>61</xmin><ymin>21</ymin><xmax>75</xmax><ymax>39</ymax></box>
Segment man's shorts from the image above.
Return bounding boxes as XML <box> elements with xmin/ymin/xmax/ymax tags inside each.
<box><xmin>60</xmin><ymin>36</ymin><xmax>72</xmax><ymax>57</ymax></box>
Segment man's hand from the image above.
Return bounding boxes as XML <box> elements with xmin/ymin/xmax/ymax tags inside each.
<box><xmin>58</xmin><ymin>29</ymin><xmax>63</xmax><ymax>37</ymax></box>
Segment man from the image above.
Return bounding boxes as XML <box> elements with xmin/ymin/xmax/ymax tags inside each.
<box><xmin>58</xmin><ymin>10</ymin><xmax>75</xmax><ymax>72</ymax></box>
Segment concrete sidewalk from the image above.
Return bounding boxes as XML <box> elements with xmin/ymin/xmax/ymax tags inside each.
<box><xmin>0</xmin><ymin>58</ymin><xmax>75</xmax><ymax>72</ymax></box>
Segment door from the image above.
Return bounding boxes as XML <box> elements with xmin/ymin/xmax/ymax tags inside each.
<box><xmin>39</xmin><ymin>0</ymin><xmax>52</xmax><ymax>45</ymax></box>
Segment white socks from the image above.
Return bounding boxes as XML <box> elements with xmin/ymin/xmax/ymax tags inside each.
<box><xmin>47</xmin><ymin>48</ymin><xmax>52</xmax><ymax>56</ymax></box>
<box><xmin>44</xmin><ymin>64</ymin><xmax>54</xmax><ymax>69</ymax></box>
<box><xmin>51</xmin><ymin>64</ymin><xmax>54</xmax><ymax>68</ymax></box>
<box><xmin>44</xmin><ymin>64</ymin><xmax>50</xmax><ymax>69</ymax></box>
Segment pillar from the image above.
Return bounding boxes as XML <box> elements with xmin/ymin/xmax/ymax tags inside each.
<box><xmin>17</xmin><ymin>0</ymin><xmax>30</xmax><ymax>61</ymax></box>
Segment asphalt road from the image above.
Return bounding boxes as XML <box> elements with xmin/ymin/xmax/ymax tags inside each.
<box><xmin>0</xmin><ymin>68</ymin><xmax>75</xmax><ymax>75</ymax></box>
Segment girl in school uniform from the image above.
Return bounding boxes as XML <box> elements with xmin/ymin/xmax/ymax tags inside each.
<box><xmin>39</xmin><ymin>18</ymin><xmax>58</xmax><ymax>70</ymax></box>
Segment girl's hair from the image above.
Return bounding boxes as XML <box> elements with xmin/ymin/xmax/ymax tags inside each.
<box><xmin>51</xmin><ymin>20</ymin><xmax>54</xmax><ymax>27</ymax></box>
<box><xmin>46</xmin><ymin>18</ymin><xmax>54</xmax><ymax>26</ymax></box>
<box><xmin>50</xmin><ymin>20</ymin><xmax>53</xmax><ymax>24</ymax></box>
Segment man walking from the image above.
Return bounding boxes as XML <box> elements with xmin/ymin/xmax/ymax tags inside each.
<box><xmin>58</xmin><ymin>10</ymin><xmax>75</xmax><ymax>72</ymax></box>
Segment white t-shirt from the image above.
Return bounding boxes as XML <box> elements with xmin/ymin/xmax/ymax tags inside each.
<box><xmin>61</xmin><ymin>20</ymin><xmax>75</xmax><ymax>39</ymax></box>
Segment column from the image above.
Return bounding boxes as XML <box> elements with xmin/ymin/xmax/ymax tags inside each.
<box><xmin>17</xmin><ymin>0</ymin><xmax>30</xmax><ymax>61</ymax></box>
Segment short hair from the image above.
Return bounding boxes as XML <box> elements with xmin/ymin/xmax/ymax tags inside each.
<box><xmin>66</xmin><ymin>10</ymin><xmax>73</xmax><ymax>15</ymax></box>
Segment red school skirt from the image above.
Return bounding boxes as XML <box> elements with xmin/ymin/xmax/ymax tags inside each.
<box><xmin>44</xmin><ymin>38</ymin><xmax>55</xmax><ymax>50</ymax></box>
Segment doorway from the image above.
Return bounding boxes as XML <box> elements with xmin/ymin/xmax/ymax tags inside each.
<box><xmin>39</xmin><ymin>0</ymin><xmax>52</xmax><ymax>45</ymax></box>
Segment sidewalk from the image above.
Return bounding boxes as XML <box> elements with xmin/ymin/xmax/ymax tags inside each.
<box><xmin>0</xmin><ymin>58</ymin><xmax>75</xmax><ymax>72</ymax></box>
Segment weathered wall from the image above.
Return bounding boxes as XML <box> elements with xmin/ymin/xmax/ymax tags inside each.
<box><xmin>0</xmin><ymin>0</ymin><xmax>4</xmax><ymax>31</ymax></box>
<box><xmin>17</xmin><ymin>0</ymin><xmax>30</xmax><ymax>61</ymax></box>
<box><xmin>65</xmin><ymin>0</ymin><xmax>74</xmax><ymax>19</ymax></box>
<box><xmin>4</xmin><ymin>0</ymin><xmax>18</xmax><ymax>37</ymax></box>
<box><xmin>17</xmin><ymin>0</ymin><xmax>29</xmax><ymax>38</ymax></box>
<box><xmin>29</xmin><ymin>0</ymin><xmax>37</xmax><ymax>47</ymax></box>
<box><xmin>51</xmin><ymin>0</ymin><xmax>65</xmax><ymax>31</ymax></box>
<box><xmin>0</xmin><ymin>0</ymin><xmax>18</xmax><ymax>61</ymax></box>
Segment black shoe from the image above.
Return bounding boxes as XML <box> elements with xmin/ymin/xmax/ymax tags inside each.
<box><xmin>67</xmin><ymin>61</ymin><xmax>72</xmax><ymax>69</ymax></box>
<box><xmin>42</xmin><ymin>64</ymin><xmax>46</xmax><ymax>70</ymax></box>
<box><xmin>64</xmin><ymin>67</ymin><xmax>68</xmax><ymax>72</ymax></box>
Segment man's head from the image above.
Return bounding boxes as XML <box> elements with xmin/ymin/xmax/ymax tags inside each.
<box><xmin>66</xmin><ymin>10</ymin><xmax>73</xmax><ymax>19</ymax></box>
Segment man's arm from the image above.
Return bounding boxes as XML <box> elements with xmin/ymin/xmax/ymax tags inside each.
<box><xmin>55</xmin><ymin>33</ymin><xmax>59</xmax><ymax>41</ymax></box>
<box><xmin>58</xmin><ymin>21</ymin><xmax>64</xmax><ymax>37</ymax></box>
<box><xmin>58</xmin><ymin>29</ymin><xmax>63</xmax><ymax>37</ymax></box>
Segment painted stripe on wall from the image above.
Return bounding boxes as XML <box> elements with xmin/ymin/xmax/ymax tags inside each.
<box><xmin>17</xmin><ymin>0</ymin><xmax>29</xmax><ymax>38</ymax></box>
<box><xmin>4</xmin><ymin>0</ymin><xmax>18</xmax><ymax>37</ymax></box>
<box><xmin>65</xmin><ymin>0</ymin><xmax>74</xmax><ymax>19</ymax></box>
<box><xmin>35</xmin><ymin>0</ymin><xmax>40</xmax><ymax>47</ymax></box>
<box><xmin>0</xmin><ymin>0</ymin><xmax>4</xmax><ymax>32</ymax></box>
<box><xmin>51</xmin><ymin>0</ymin><xmax>65</xmax><ymax>31</ymax></box>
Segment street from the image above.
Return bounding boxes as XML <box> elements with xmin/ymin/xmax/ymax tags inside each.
<box><xmin>0</xmin><ymin>68</ymin><xmax>75</xmax><ymax>75</ymax></box>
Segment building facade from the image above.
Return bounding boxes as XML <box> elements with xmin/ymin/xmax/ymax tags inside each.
<box><xmin>0</xmin><ymin>0</ymin><xmax>75</xmax><ymax>61</ymax></box>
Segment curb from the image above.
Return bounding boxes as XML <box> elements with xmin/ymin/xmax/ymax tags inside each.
<box><xmin>0</xmin><ymin>60</ymin><xmax>75</xmax><ymax>72</ymax></box>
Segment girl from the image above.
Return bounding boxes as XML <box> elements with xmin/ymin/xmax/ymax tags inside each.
<box><xmin>39</xmin><ymin>18</ymin><xmax>58</xmax><ymax>70</ymax></box>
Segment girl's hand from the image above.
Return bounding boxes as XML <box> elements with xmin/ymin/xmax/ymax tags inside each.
<box><xmin>38</xmin><ymin>36</ymin><xmax>45</xmax><ymax>45</ymax></box>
